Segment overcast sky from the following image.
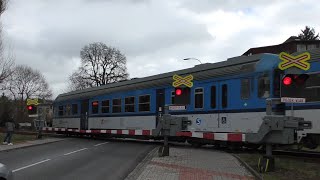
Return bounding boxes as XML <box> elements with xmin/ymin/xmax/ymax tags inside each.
<box><xmin>2</xmin><ymin>0</ymin><xmax>320</xmax><ymax>98</ymax></box>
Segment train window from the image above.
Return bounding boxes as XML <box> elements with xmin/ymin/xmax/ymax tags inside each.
<box><xmin>58</xmin><ymin>106</ymin><xmax>63</xmax><ymax>116</ymax></box>
<box><xmin>66</xmin><ymin>104</ymin><xmax>71</xmax><ymax>116</ymax></box>
<box><xmin>171</xmin><ymin>91</ymin><xmax>175</xmax><ymax>104</ymax></box>
<box><xmin>101</xmin><ymin>100</ymin><xmax>110</xmax><ymax>113</ymax></box>
<box><xmin>139</xmin><ymin>95</ymin><xmax>150</xmax><ymax>112</ymax></box>
<box><xmin>194</xmin><ymin>88</ymin><xmax>203</xmax><ymax>109</ymax></box>
<box><xmin>72</xmin><ymin>104</ymin><xmax>78</xmax><ymax>115</ymax></box>
<box><xmin>241</xmin><ymin>79</ymin><xmax>250</xmax><ymax>99</ymax></box>
<box><xmin>222</xmin><ymin>84</ymin><xmax>228</xmax><ymax>108</ymax></box>
<box><xmin>112</xmin><ymin>99</ymin><xmax>122</xmax><ymax>113</ymax></box>
<box><xmin>211</xmin><ymin>86</ymin><xmax>216</xmax><ymax>109</ymax></box>
<box><xmin>258</xmin><ymin>74</ymin><xmax>270</xmax><ymax>98</ymax></box>
<box><xmin>125</xmin><ymin>97</ymin><xmax>135</xmax><ymax>112</ymax></box>
<box><xmin>92</xmin><ymin>101</ymin><xmax>99</xmax><ymax>114</ymax></box>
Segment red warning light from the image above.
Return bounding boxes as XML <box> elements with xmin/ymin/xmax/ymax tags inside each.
<box><xmin>283</xmin><ymin>76</ymin><xmax>292</xmax><ymax>86</ymax></box>
<box><xmin>175</xmin><ymin>88</ymin><xmax>182</xmax><ymax>96</ymax></box>
<box><xmin>28</xmin><ymin>106</ymin><xmax>33</xmax><ymax>110</ymax></box>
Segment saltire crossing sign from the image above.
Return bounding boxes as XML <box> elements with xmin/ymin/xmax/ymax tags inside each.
<box><xmin>278</xmin><ymin>52</ymin><xmax>311</xmax><ymax>71</ymax></box>
<box><xmin>172</xmin><ymin>74</ymin><xmax>193</xmax><ymax>88</ymax></box>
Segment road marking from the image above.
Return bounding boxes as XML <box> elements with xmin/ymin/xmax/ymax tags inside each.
<box><xmin>64</xmin><ymin>148</ymin><xmax>88</xmax><ymax>156</ymax></box>
<box><xmin>12</xmin><ymin>159</ymin><xmax>51</xmax><ymax>173</ymax></box>
<box><xmin>94</xmin><ymin>142</ymin><xmax>109</xmax><ymax>146</ymax></box>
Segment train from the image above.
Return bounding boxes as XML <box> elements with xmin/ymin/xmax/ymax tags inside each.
<box><xmin>46</xmin><ymin>48</ymin><xmax>320</xmax><ymax>149</ymax></box>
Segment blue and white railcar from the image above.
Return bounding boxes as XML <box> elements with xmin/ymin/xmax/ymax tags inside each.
<box><xmin>49</xmin><ymin>49</ymin><xmax>320</xmax><ymax>148</ymax></box>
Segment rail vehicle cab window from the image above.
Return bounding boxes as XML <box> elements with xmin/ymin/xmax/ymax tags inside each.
<box><xmin>171</xmin><ymin>91</ymin><xmax>175</xmax><ymax>104</ymax></box>
<box><xmin>58</xmin><ymin>106</ymin><xmax>63</xmax><ymax>116</ymax></box>
<box><xmin>72</xmin><ymin>104</ymin><xmax>78</xmax><ymax>115</ymax></box>
<box><xmin>211</xmin><ymin>86</ymin><xmax>216</xmax><ymax>109</ymax></box>
<box><xmin>222</xmin><ymin>84</ymin><xmax>228</xmax><ymax>108</ymax></box>
<box><xmin>194</xmin><ymin>88</ymin><xmax>204</xmax><ymax>109</ymax></box>
<box><xmin>91</xmin><ymin>101</ymin><xmax>99</xmax><ymax>114</ymax></box>
<box><xmin>241</xmin><ymin>79</ymin><xmax>250</xmax><ymax>99</ymax></box>
<box><xmin>66</xmin><ymin>104</ymin><xmax>71</xmax><ymax>116</ymax></box>
<box><xmin>101</xmin><ymin>100</ymin><xmax>110</xmax><ymax>113</ymax></box>
<box><xmin>112</xmin><ymin>99</ymin><xmax>122</xmax><ymax>113</ymax></box>
<box><xmin>305</xmin><ymin>72</ymin><xmax>320</xmax><ymax>102</ymax></box>
<box><xmin>125</xmin><ymin>97</ymin><xmax>135</xmax><ymax>112</ymax></box>
<box><xmin>258</xmin><ymin>74</ymin><xmax>270</xmax><ymax>98</ymax></box>
<box><xmin>139</xmin><ymin>95</ymin><xmax>150</xmax><ymax>112</ymax></box>
<box><xmin>273</xmin><ymin>69</ymin><xmax>282</xmax><ymax>97</ymax></box>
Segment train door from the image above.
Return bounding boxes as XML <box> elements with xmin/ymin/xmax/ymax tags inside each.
<box><xmin>80</xmin><ymin>99</ymin><xmax>89</xmax><ymax>130</ymax></box>
<box><xmin>156</xmin><ymin>89</ymin><xmax>165</xmax><ymax>126</ymax></box>
<box><xmin>218</xmin><ymin>82</ymin><xmax>230</xmax><ymax>129</ymax></box>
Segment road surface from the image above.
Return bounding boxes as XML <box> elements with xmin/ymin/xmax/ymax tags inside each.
<box><xmin>0</xmin><ymin>138</ymin><xmax>155</xmax><ymax>180</ymax></box>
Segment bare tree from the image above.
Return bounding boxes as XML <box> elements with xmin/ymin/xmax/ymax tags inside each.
<box><xmin>0</xmin><ymin>0</ymin><xmax>13</xmax><ymax>85</ymax></box>
<box><xmin>5</xmin><ymin>65</ymin><xmax>52</xmax><ymax>101</ymax></box>
<box><xmin>298</xmin><ymin>26</ymin><xmax>319</xmax><ymax>40</ymax></box>
<box><xmin>0</xmin><ymin>0</ymin><xmax>8</xmax><ymax>16</ymax></box>
<box><xmin>68</xmin><ymin>42</ymin><xmax>129</xmax><ymax>91</ymax></box>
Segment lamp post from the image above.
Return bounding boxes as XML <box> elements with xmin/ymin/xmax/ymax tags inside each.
<box><xmin>183</xmin><ymin>58</ymin><xmax>202</xmax><ymax>64</ymax></box>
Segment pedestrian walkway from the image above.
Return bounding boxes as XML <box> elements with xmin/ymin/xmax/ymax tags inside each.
<box><xmin>0</xmin><ymin>138</ymin><xmax>65</xmax><ymax>152</ymax></box>
<box><xmin>126</xmin><ymin>147</ymin><xmax>254</xmax><ymax>180</ymax></box>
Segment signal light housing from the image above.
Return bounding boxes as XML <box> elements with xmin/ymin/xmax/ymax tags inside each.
<box><xmin>281</xmin><ymin>74</ymin><xmax>309</xmax><ymax>98</ymax></box>
<box><xmin>27</xmin><ymin>105</ymin><xmax>37</xmax><ymax>115</ymax></box>
<box><xmin>174</xmin><ymin>87</ymin><xmax>191</xmax><ymax>105</ymax></box>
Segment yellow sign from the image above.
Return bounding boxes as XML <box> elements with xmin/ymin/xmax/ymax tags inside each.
<box><xmin>27</xmin><ymin>98</ymin><xmax>39</xmax><ymax>106</ymax></box>
<box><xmin>278</xmin><ymin>52</ymin><xmax>311</xmax><ymax>70</ymax></box>
<box><xmin>172</xmin><ymin>74</ymin><xmax>193</xmax><ymax>88</ymax></box>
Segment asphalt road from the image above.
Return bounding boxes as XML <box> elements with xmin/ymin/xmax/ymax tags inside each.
<box><xmin>0</xmin><ymin>138</ymin><xmax>155</xmax><ymax>180</ymax></box>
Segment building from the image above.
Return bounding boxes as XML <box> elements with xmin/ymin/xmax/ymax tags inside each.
<box><xmin>243</xmin><ymin>36</ymin><xmax>320</xmax><ymax>56</ymax></box>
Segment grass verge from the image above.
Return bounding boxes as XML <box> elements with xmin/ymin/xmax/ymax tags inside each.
<box><xmin>0</xmin><ymin>133</ymin><xmax>39</xmax><ymax>144</ymax></box>
<box><xmin>237</xmin><ymin>153</ymin><xmax>320</xmax><ymax>180</ymax></box>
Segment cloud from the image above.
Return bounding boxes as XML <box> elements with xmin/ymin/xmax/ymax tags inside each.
<box><xmin>2</xmin><ymin>0</ymin><xmax>320</xmax><ymax>99</ymax></box>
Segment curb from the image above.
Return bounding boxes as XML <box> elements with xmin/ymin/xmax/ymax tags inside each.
<box><xmin>0</xmin><ymin>138</ymin><xmax>66</xmax><ymax>153</ymax></box>
<box><xmin>233</xmin><ymin>154</ymin><xmax>263</xmax><ymax>180</ymax></box>
<box><xmin>125</xmin><ymin>147</ymin><xmax>158</xmax><ymax>180</ymax></box>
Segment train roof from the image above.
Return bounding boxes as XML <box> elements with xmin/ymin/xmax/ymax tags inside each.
<box><xmin>55</xmin><ymin>48</ymin><xmax>320</xmax><ymax>103</ymax></box>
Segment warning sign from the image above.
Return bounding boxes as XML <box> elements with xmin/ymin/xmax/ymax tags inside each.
<box><xmin>278</xmin><ymin>52</ymin><xmax>311</xmax><ymax>71</ymax></box>
<box><xmin>172</xmin><ymin>74</ymin><xmax>193</xmax><ymax>88</ymax></box>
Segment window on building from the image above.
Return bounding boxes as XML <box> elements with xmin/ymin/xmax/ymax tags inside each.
<box><xmin>92</xmin><ymin>101</ymin><xmax>99</xmax><ymax>114</ymax></box>
<box><xmin>222</xmin><ymin>84</ymin><xmax>228</xmax><ymax>108</ymax></box>
<box><xmin>72</xmin><ymin>104</ymin><xmax>78</xmax><ymax>115</ymax></box>
<box><xmin>297</xmin><ymin>44</ymin><xmax>307</xmax><ymax>52</ymax></box>
<box><xmin>58</xmin><ymin>106</ymin><xmax>63</xmax><ymax>116</ymax></box>
<box><xmin>101</xmin><ymin>100</ymin><xmax>110</xmax><ymax>113</ymax></box>
<box><xmin>125</xmin><ymin>97</ymin><xmax>135</xmax><ymax>112</ymax></box>
<box><xmin>139</xmin><ymin>95</ymin><xmax>150</xmax><ymax>112</ymax></box>
<box><xmin>258</xmin><ymin>74</ymin><xmax>270</xmax><ymax>98</ymax></box>
<box><xmin>194</xmin><ymin>88</ymin><xmax>203</xmax><ymax>109</ymax></box>
<box><xmin>241</xmin><ymin>79</ymin><xmax>250</xmax><ymax>99</ymax></box>
<box><xmin>112</xmin><ymin>99</ymin><xmax>122</xmax><ymax>113</ymax></box>
<box><xmin>211</xmin><ymin>86</ymin><xmax>216</xmax><ymax>109</ymax></box>
<box><xmin>171</xmin><ymin>91</ymin><xmax>175</xmax><ymax>104</ymax></box>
